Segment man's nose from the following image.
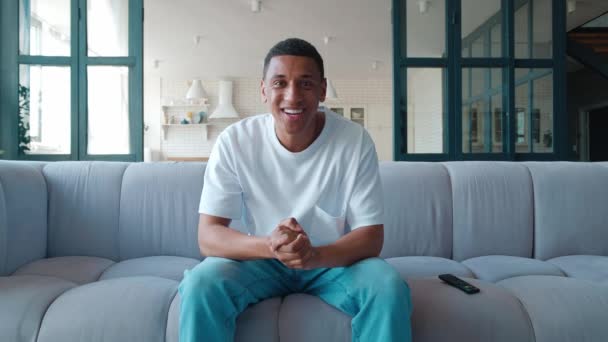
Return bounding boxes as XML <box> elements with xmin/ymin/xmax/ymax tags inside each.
<box><xmin>284</xmin><ymin>82</ymin><xmax>302</xmax><ymax>102</ymax></box>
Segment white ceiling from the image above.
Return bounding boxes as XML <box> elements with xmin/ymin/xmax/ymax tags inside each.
<box><xmin>143</xmin><ymin>0</ymin><xmax>608</xmax><ymax>80</ymax></box>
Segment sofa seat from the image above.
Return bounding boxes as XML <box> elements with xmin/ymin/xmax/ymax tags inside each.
<box><xmin>13</xmin><ymin>256</ymin><xmax>115</xmax><ymax>285</ymax></box>
<box><xmin>386</xmin><ymin>256</ymin><xmax>474</xmax><ymax>279</ymax></box>
<box><xmin>166</xmin><ymin>293</ymin><xmax>282</xmax><ymax>342</ymax></box>
<box><xmin>498</xmin><ymin>275</ymin><xmax>608</xmax><ymax>342</ymax></box>
<box><xmin>410</xmin><ymin>277</ymin><xmax>534</xmax><ymax>342</ymax></box>
<box><xmin>36</xmin><ymin>276</ymin><xmax>178</xmax><ymax>342</ymax></box>
<box><xmin>278</xmin><ymin>294</ymin><xmax>352</xmax><ymax>342</ymax></box>
<box><xmin>547</xmin><ymin>255</ymin><xmax>608</xmax><ymax>284</ymax></box>
<box><xmin>99</xmin><ymin>256</ymin><xmax>200</xmax><ymax>282</ymax></box>
<box><xmin>0</xmin><ymin>275</ymin><xmax>75</xmax><ymax>342</ymax></box>
<box><xmin>462</xmin><ymin>255</ymin><xmax>565</xmax><ymax>282</ymax></box>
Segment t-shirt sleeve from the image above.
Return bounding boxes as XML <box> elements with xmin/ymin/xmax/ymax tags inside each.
<box><xmin>199</xmin><ymin>132</ymin><xmax>243</xmax><ymax>220</ymax></box>
<box><xmin>346</xmin><ymin>132</ymin><xmax>384</xmax><ymax>230</ymax></box>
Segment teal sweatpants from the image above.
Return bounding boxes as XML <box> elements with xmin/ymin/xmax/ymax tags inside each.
<box><xmin>178</xmin><ymin>256</ymin><xmax>412</xmax><ymax>342</ymax></box>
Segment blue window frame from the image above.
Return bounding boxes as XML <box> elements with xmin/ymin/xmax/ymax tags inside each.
<box><xmin>393</xmin><ymin>0</ymin><xmax>567</xmax><ymax>161</ymax></box>
<box><xmin>0</xmin><ymin>0</ymin><xmax>143</xmax><ymax>161</ymax></box>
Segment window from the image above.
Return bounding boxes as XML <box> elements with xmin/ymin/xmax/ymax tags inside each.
<box><xmin>394</xmin><ymin>0</ymin><xmax>566</xmax><ymax>160</ymax></box>
<box><xmin>0</xmin><ymin>0</ymin><xmax>143</xmax><ymax>161</ymax></box>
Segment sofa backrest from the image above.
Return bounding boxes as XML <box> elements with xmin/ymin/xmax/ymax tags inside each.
<box><xmin>2</xmin><ymin>160</ymin><xmax>607</xmax><ymax>269</ymax></box>
<box><xmin>118</xmin><ymin>162</ymin><xmax>205</xmax><ymax>260</ymax></box>
<box><xmin>443</xmin><ymin>162</ymin><xmax>534</xmax><ymax>261</ymax></box>
<box><xmin>44</xmin><ymin>162</ymin><xmax>129</xmax><ymax>260</ymax></box>
<box><xmin>0</xmin><ymin>161</ymin><xmax>47</xmax><ymax>276</ymax></box>
<box><xmin>526</xmin><ymin>162</ymin><xmax>608</xmax><ymax>260</ymax></box>
<box><xmin>378</xmin><ymin>162</ymin><xmax>453</xmax><ymax>259</ymax></box>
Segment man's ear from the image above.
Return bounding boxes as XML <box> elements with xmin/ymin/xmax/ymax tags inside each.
<box><xmin>260</xmin><ymin>79</ymin><xmax>268</xmax><ymax>104</ymax></box>
<box><xmin>319</xmin><ymin>78</ymin><xmax>327</xmax><ymax>103</ymax></box>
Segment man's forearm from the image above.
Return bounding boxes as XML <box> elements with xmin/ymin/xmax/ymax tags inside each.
<box><xmin>313</xmin><ymin>225</ymin><xmax>384</xmax><ymax>268</ymax></box>
<box><xmin>199</xmin><ymin>224</ymin><xmax>273</xmax><ymax>260</ymax></box>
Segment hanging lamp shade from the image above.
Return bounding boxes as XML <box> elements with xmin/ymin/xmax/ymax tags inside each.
<box><xmin>186</xmin><ymin>79</ymin><xmax>207</xmax><ymax>101</ymax></box>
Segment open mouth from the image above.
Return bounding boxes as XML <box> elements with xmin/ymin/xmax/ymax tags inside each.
<box><xmin>282</xmin><ymin>108</ymin><xmax>305</xmax><ymax>121</ymax></box>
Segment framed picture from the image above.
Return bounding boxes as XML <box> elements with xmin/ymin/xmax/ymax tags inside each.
<box><xmin>532</xmin><ymin>109</ymin><xmax>540</xmax><ymax>143</ymax></box>
<box><xmin>470</xmin><ymin>107</ymin><xmax>479</xmax><ymax>143</ymax></box>
<box><xmin>330</xmin><ymin>107</ymin><xmax>344</xmax><ymax>117</ymax></box>
<box><xmin>350</xmin><ymin>107</ymin><xmax>365</xmax><ymax>127</ymax></box>
<box><xmin>516</xmin><ymin>108</ymin><xmax>526</xmax><ymax>144</ymax></box>
<box><xmin>493</xmin><ymin>108</ymin><xmax>502</xmax><ymax>144</ymax></box>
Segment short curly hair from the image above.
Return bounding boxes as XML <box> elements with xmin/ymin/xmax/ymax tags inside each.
<box><xmin>262</xmin><ymin>38</ymin><xmax>324</xmax><ymax>79</ymax></box>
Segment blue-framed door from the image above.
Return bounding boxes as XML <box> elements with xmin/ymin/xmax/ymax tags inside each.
<box><xmin>0</xmin><ymin>0</ymin><xmax>143</xmax><ymax>161</ymax></box>
<box><xmin>393</xmin><ymin>0</ymin><xmax>567</xmax><ymax>161</ymax></box>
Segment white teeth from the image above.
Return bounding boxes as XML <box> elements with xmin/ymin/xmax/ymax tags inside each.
<box><xmin>284</xmin><ymin>109</ymin><xmax>303</xmax><ymax>115</ymax></box>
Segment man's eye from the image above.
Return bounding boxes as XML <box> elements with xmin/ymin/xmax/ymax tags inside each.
<box><xmin>301</xmin><ymin>80</ymin><xmax>313</xmax><ymax>88</ymax></box>
<box><xmin>272</xmin><ymin>80</ymin><xmax>285</xmax><ymax>88</ymax></box>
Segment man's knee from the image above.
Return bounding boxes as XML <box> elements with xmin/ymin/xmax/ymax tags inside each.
<box><xmin>179</xmin><ymin>257</ymin><xmax>239</xmax><ymax>298</ymax></box>
<box><xmin>354</xmin><ymin>258</ymin><xmax>411</xmax><ymax>304</ymax></box>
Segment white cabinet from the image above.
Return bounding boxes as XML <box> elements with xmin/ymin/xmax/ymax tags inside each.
<box><xmin>327</xmin><ymin>105</ymin><xmax>367</xmax><ymax>128</ymax></box>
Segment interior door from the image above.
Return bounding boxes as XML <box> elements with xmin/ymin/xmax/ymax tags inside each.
<box><xmin>589</xmin><ymin>107</ymin><xmax>608</xmax><ymax>161</ymax></box>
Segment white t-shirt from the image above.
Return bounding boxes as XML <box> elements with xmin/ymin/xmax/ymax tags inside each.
<box><xmin>199</xmin><ymin>109</ymin><xmax>384</xmax><ymax>246</ymax></box>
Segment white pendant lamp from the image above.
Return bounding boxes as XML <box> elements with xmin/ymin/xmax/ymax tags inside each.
<box><xmin>325</xmin><ymin>79</ymin><xmax>338</xmax><ymax>100</ymax></box>
<box><xmin>322</xmin><ymin>36</ymin><xmax>339</xmax><ymax>102</ymax></box>
<box><xmin>186</xmin><ymin>79</ymin><xmax>207</xmax><ymax>104</ymax></box>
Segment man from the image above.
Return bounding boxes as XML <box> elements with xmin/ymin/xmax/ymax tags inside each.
<box><xmin>179</xmin><ymin>38</ymin><xmax>412</xmax><ymax>342</ymax></box>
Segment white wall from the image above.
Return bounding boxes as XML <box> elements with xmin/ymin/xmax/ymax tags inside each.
<box><xmin>143</xmin><ymin>78</ymin><xmax>394</xmax><ymax>161</ymax></box>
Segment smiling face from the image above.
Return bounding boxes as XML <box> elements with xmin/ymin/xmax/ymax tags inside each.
<box><xmin>261</xmin><ymin>55</ymin><xmax>327</xmax><ymax>151</ymax></box>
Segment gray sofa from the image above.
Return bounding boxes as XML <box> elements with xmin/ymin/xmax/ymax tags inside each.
<box><xmin>1</xmin><ymin>160</ymin><xmax>607</xmax><ymax>342</ymax></box>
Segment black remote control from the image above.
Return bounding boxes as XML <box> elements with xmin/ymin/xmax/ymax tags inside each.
<box><xmin>438</xmin><ymin>274</ymin><xmax>480</xmax><ymax>294</ymax></box>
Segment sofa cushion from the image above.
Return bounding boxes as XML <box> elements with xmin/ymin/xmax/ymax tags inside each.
<box><xmin>525</xmin><ymin>162</ymin><xmax>608</xmax><ymax>260</ymax></box>
<box><xmin>0</xmin><ymin>161</ymin><xmax>47</xmax><ymax>275</ymax></box>
<box><xmin>99</xmin><ymin>256</ymin><xmax>199</xmax><ymax>281</ymax></box>
<box><xmin>547</xmin><ymin>255</ymin><xmax>608</xmax><ymax>284</ymax></box>
<box><xmin>498</xmin><ymin>275</ymin><xmax>608</xmax><ymax>342</ymax></box>
<box><xmin>0</xmin><ymin>275</ymin><xmax>75</xmax><ymax>342</ymax></box>
<box><xmin>278</xmin><ymin>294</ymin><xmax>350</xmax><ymax>342</ymax></box>
<box><xmin>386</xmin><ymin>256</ymin><xmax>474</xmax><ymax>279</ymax></box>
<box><xmin>13</xmin><ymin>256</ymin><xmax>115</xmax><ymax>285</ymax></box>
<box><xmin>443</xmin><ymin>162</ymin><xmax>534</xmax><ymax>260</ymax></box>
<box><xmin>37</xmin><ymin>276</ymin><xmax>177</xmax><ymax>342</ymax></box>
<box><xmin>462</xmin><ymin>255</ymin><xmax>565</xmax><ymax>282</ymax></box>
<box><xmin>44</xmin><ymin>162</ymin><xmax>129</xmax><ymax>260</ymax></box>
<box><xmin>409</xmin><ymin>277</ymin><xmax>534</xmax><ymax>342</ymax></box>
<box><xmin>379</xmin><ymin>162</ymin><xmax>453</xmax><ymax>258</ymax></box>
<box><xmin>166</xmin><ymin>293</ymin><xmax>281</xmax><ymax>342</ymax></box>
<box><xmin>118</xmin><ymin>163</ymin><xmax>206</xmax><ymax>260</ymax></box>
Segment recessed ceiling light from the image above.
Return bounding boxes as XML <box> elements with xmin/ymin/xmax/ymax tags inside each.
<box><xmin>251</xmin><ymin>0</ymin><xmax>261</xmax><ymax>13</ymax></box>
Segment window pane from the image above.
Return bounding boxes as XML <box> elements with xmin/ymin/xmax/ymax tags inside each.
<box><xmin>515</xmin><ymin>80</ymin><xmax>529</xmax><ymax>152</ymax></box>
<box><xmin>406</xmin><ymin>68</ymin><xmax>445</xmax><ymax>153</ymax></box>
<box><xmin>87</xmin><ymin>0</ymin><xmax>129</xmax><ymax>56</ymax></box>
<box><xmin>87</xmin><ymin>66</ymin><xmax>130</xmax><ymax>154</ymax></box>
<box><xmin>491</xmin><ymin>24</ymin><xmax>502</xmax><ymax>57</ymax></box>
<box><xmin>462</xmin><ymin>68</ymin><xmax>503</xmax><ymax>153</ymax></box>
<box><xmin>407</xmin><ymin>0</ymin><xmax>445</xmax><ymax>57</ymax></box>
<box><xmin>515</xmin><ymin>0</ymin><xmax>552</xmax><ymax>59</ymax></box>
<box><xmin>515</xmin><ymin>68</ymin><xmax>553</xmax><ymax>153</ymax></box>
<box><xmin>462</xmin><ymin>0</ymin><xmax>502</xmax><ymax>58</ymax></box>
<box><xmin>491</xmin><ymin>93</ymin><xmax>503</xmax><ymax>152</ymax></box>
<box><xmin>532</xmin><ymin>0</ymin><xmax>552</xmax><ymax>58</ymax></box>
<box><xmin>532</xmin><ymin>71</ymin><xmax>553</xmax><ymax>152</ymax></box>
<box><xmin>19</xmin><ymin>0</ymin><xmax>71</xmax><ymax>56</ymax></box>
<box><xmin>19</xmin><ymin>65</ymin><xmax>71</xmax><ymax>154</ymax></box>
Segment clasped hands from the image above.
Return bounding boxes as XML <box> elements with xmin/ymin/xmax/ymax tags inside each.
<box><xmin>267</xmin><ymin>217</ymin><xmax>319</xmax><ymax>269</ymax></box>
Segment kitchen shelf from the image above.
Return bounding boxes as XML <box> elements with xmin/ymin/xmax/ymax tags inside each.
<box><xmin>162</xmin><ymin>124</ymin><xmax>209</xmax><ymax>141</ymax></box>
